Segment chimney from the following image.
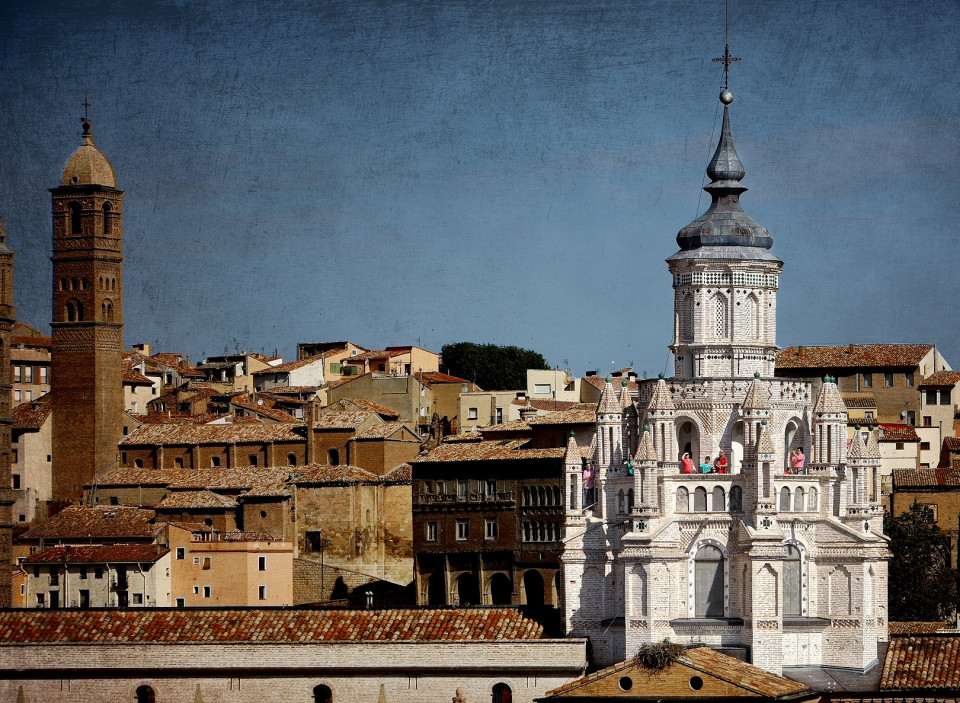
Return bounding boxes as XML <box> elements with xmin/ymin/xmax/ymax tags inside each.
<box><xmin>519</xmin><ymin>404</ymin><xmax>537</xmax><ymax>421</ymax></box>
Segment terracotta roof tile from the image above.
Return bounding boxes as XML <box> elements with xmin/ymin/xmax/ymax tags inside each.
<box><xmin>252</xmin><ymin>353</ymin><xmax>325</xmax><ymax>375</ymax></box>
<box><xmin>893</xmin><ymin>466</ymin><xmax>960</xmax><ymax>488</ymax></box>
<box><xmin>313</xmin><ymin>411</ymin><xmax>375</xmax><ymax>430</ymax></box>
<box><xmin>324</xmin><ymin>398</ymin><xmax>399</xmax><ymax>418</ymax></box>
<box><xmin>291</xmin><ymin>464</ymin><xmax>381</xmax><ymax>485</ymax></box>
<box><xmin>844</xmin><ymin>396</ymin><xmax>878</xmax><ymax>409</ymax></box>
<box><xmin>582</xmin><ymin>374</ymin><xmax>640</xmax><ymax>391</ymax></box>
<box><xmin>414</xmin><ymin>439</ymin><xmax>564</xmax><ymax>463</ymax></box>
<box><xmin>879</xmin><ymin>424</ymin><xmax>920</xmax><ymax>442</ymax></box>
<box><xmin>777</xmin><ymin>344</ymin><xmax>934</xmax><ymax>370</ymax></box>
<box><xmin>13</xmin><ymin>397</ymin><xmax>52</xmax><ymax>430</ymax></box>
<box><xmin>345</xmin><ymin>348</ymin><xmax>404</xmax><ymax>362</ymax></box>
<box><xmin>478</xmin><ymin>419</ymin><xmax>532</xmax><ymax>433</ymax></box>
<box><xmin>889</xmin><ymin>621</ymin><xmax>951</xmax><ymax>635</ymax></box>
<box><xmin>92</xmin><ymin>467</ymin><xmax>292</xmax><ymax>497</ymax></box>
<box><xmin>510</xmin><ymin>398</ymin><xmax>579</xmax><ymax>411</ymax></box>
<box><xmin>155</xmin><ymin>490</ymin><xmax>238</xmax><ymax>509</ymax></box>
<box><xmin>383</xmin><ymin>463</ymin><xmax>412</xmax><ymax>482</ymax></box>
<box><xmin>21</xmin><ymin>506</ymin><xmax>161</xmax><ymax>541</ymax></box>
<box><xmin>23</xmin><ymin>544</ymin><xmax>168</xmax><ymax>565</ymax></box>
<box><xmin>415</xmin><ymin>371</ymin><xmax>472</xmax><ymax>386</ymax></box>
<box><xmin>353</xmin><ymin>421</ymin><xmax>418</xmax><ymax>440</ymax></box>
<box><xmin>231</xmin><ymin>397</ymin><xmax>298</xmax><ymax>422</ymax></box>
<box><xmin>881</xmin><ymin>635</ymin><xmax>960</xmax><ymax>689</ymax></box>
<box><xmin>527</xmin><ymin>409</ymin><xmax>596</xmax><ymax>425</ymax></box>
<box><xmin>919</xmin><ymin>370</ymin><xmax>960</xmax><ymax>389</ymax></box>
<box><xmin>121</xmin><ymin>422</ymin><xmax>303</xmax><ymax>446</ymax></box>
<box><xmin>0</xmin><ymin>608</ymin><xmax>542</xmax><ymax>644</ymax></box>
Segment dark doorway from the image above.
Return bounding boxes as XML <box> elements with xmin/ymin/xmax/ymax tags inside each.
<box><xmin>489</xmin><ymin>573</ymin><xmax>512</xmax><ymax>605</ymax></box>
<box><xmin>523</xmin><ymin>570</ymin><xmax>544</xmax><ymax>608</ymax></box>
<box><xmin>427</xmin><ymin>572</ymin><xmax>446</xmax><ymax>606</ymax></box>
<box><xmin>457</xmin><ymin>573</ymin><xmax>481</xmax><ymax>605</ymax></box>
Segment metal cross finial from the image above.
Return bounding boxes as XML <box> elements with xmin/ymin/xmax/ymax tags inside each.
<box><xmin>82</xmin><ymin>94</ymin><xmax>91</xmax><ymax>121</ymax></box>
<box><xmin>711</xmin><ymin>0</ymin><xmax>740</xmax><ymax>90</ymax></box>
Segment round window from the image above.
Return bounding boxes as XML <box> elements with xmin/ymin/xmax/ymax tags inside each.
<box><xmin>618</xmin><ymin>676</ymin><xmax>633</xmax><ymax>691</ymax></box>
<box><xmin>260</xmin><ymin>510</ymin><xmax>267</xmax><ymax>518</ymax></box>
<box><xmin>689</xmin><ymin>676</ymin><xmax>704</xmax><ymax>691</ymax></box>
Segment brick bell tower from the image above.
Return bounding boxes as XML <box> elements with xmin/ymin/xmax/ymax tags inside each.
<box><xmin>0</xmin><ymin>214</ymin><xmax>16</xmax><ymax>605</ymax></box>
<box><xmin>49</xmin><ymin>113</ymin><xmax>124</xmax><ymax>503</ymax></box>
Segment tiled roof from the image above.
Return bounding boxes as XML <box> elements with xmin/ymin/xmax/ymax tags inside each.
<box><xmin>10</xmin><ymin>346</ymin><xmax>50</xmax><ymax>361</ymax></box>
<box><xmin>155</xmin><ymin>490</ymin><xmax>238</xmax><ymax>509</ymax></box>
<box><xmin>415</xmin><ymin>371</ymin><xmax>472</xmax><ymax>386</ymax></box>
<box><xmin>353</xmin><ymin>421</ymin><xmax>418</xmax><ymax>440</ymax></box>
<box><xmin>478</xmin><ymin>419</ymin><xmax>532</xmax><ymax>434</ymax></box>
<box><xmin>13</xmin><ymin>398</ymin><xmax>52</xmax><ymax>430</ymax></box>
<box><xmin>944</xmin><ymin>437</ymin><xmax>960</xmax><ymax>452</ymax></box>
<box><xmin>231</xmin><ymin>397</ymin><xmax>298</xmax><ymax>422</ymax></box>
<box><xmin>383</xmin><ymin>463</ymin><xmax>412</xmax><ymax>482</ymax></box>
<box><xmin>919</xmin><ymin>370</ymin><xmax>960</xmax><ymax>389</ymax></box>
<box><xmin>881</xmin><ymin>635</ymin><xmax>960</xmax><ymax>690</ymax></box>
<box><xmin>777</xmin><ymin>344</ymin><xmax>934</xmax><ymax>370</ymax></box>
<box><xmin>150</xmin><ymin>352</ymin><xmax>204</xmax><ymax>376</ymax></box>
<box><xmin>121</xmin><ymin>422</ymin><xmax>303</xmax><ymax>446</ymax></box>
<box><xmin>261</xmin><ymin>386</ymin><xmax>319</xmax><ymax>395</ymax></box>
<box><xmin>313</xmin><ymin>411</ymin><xmax>375</xmax><ymax>430</ymax></box>
<box><xmin>93</xmin><ymin>467</ymin><xmax>292</xmax><ymax>497</ymax></box>
<box><xmin>23</xmin><ymin>544</ymin><xmax>168</xmax><ymax>565</ymax></box>
<box><xmin>844</xmin><ymin>396</ymin><xmax>877</xmax><ymax>409</ymax></box>
<box><xmin>545</xmin><ymin>645</ymin><xmax>810</xmax><ymax>699</ymax></box>
<box><xmin>893</xmin><ymin>466</ymin><xmax>960</xmax><ymax>489</ymax></box>
<box><xmin>325</xmin><ymin>397</ymin><xmax>399</xmax><ymax>418</ymax></box>
<box><xmin>889</xmin><ymin>622</ymin><xmax>951</xmax><ymax>635</ymax></box>
<box><xmin>137</xmin><ymin>412</ymin><xmax>231</xmax><ymax>425</ymax></box>
<box><xmin>510</xmin><ymin>398</ymin><xmax>579</xmax><ymax>411</ymax></box>
<box><xmin>0</xmin><ymin>608</ymin><xmax>542</xmax><ymax>644</ymax></box>
<box><xmin>879</xmin><ymin>424</ymin><xmax>919</xmax><ymax>442</ymax></box>
<box><xmin>324</xmin><ymin>376</ymin><xmax>358</xmax><ymax>390</ymax></box>
<box><xmin>346</xmin><ymin>348</ymin><xmax>403</xmax><ymax>362</ymax></box>
<box><xmin>414</xmin><ymin>439</ymin><xmax>564</xmax><ymax>463</ymax></box>
<box><xmin>527</xmin><ymin>409</ymin><xmax>596</xmax><ymax>425</ymax></box>
<box><xmin>252</xmin><ymin>353</ymin><xmax>325</xmax><ymax>375</ymax></box>
<box><xmin>21</xmin><ymin>506</ymin><xmax>161</xmax><ymax>541</ymax></box>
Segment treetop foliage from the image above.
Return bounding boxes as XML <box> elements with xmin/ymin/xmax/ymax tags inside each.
<box><xmin>884</xmin><ymin>503</ymin><xmax>958</xmax><ymax>621</ymax></box>
<box><xmin>439</xmin><ymin>342</ymin><xmax>550</xmax><ymax>391</ymax></box>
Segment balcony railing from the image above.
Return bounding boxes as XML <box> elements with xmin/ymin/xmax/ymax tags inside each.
<box><xmin>413</xmin><ymin>491</ymin><xmax>515</xmax><ymax>507</ymax></box>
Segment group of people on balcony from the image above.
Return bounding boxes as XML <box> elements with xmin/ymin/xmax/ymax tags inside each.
<box><xmin>680</xmin><ymin>450</ymin><xmax>728</xmax><ymax>474</ymax></box>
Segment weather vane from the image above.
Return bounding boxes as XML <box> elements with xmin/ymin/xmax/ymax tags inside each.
<box><xmin>712</xmin><ymin>0</ymin><xmax>739</xmax><ymax>104</ymax></box>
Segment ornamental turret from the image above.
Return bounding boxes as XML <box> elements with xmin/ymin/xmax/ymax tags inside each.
<box><xmin>667</xmin><ymin>93</ymin><xmax>782</xmax><ymax>379</ymax></box>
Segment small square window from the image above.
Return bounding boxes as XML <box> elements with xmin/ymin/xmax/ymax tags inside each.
<box><xmin>921</xmin><ymin>442</ymin><xmax>931</xmax><ymax>451</ymax></box>
<box><xmin>258</xmin><ymin>556</ymin><xmax>266</xmax><ymax>571</ymax></box>
<box><xmin>203</xmin><ymin>585</ymin><xmax>211</xmax><ymax>598</ymax></box>
<box><xmin>895</xmin><ymin>442</ymin><xmax>905</xmax><ymax>450</ymax></box>
<box><xmin>534</xmin><ymin>384</ymin><xmax>552</xmax><ymax>394</ymax></box>
<box><xmin>94</xmin><ymin>568</ymin><xmax>103</xmax><ymax>579</ymax></box>
<box><xmin>940</xmin><ymin>390</ymin><xmax>951</xmax><ymax>405</ymax></box>
<box><xmin>456</xmin><ymin>519</ymin><xmax>469</xmax><ymax>541</ymax></box>
<box><xmin>862</xmin><ymin>374</ymin><xmax>872</xmax><ymax>388</ymax></box>
<box><xmin>486</xmin><ymin>479</ymin><xmax>497</xmax><ymax>497</ymax></box>
<box><xmin>906</xmin><ymin>411</ymin><xmax>915</xmax><ymax>426</ymax></box>
<box><xmin>905</xmin><ymin>373</ymin><xmax>914</xmax><ymax>387</ymax></box>
<box><xmin>467</xmin><ymin>407</ymin><xmax>478</xmax><ymax>420</ymax></box>
<box><xmin>176</xmin><ymin>547</ymin><xmax>185</xmax><ymax>560</ymax></box>
<box><xmin>485</xmin><ymin>518</ymin><xmax>498</xmax><ymax>540</ymax></box>
<box><xmin>258</xmin><ymin>585</ymin><xmax>267</xmax><ymax>600</ymax></box>
<box><xmin>193</xmin><ymin>585</ymin><xmax>200</xmax><ymax>594</ymax></box>
<box><xmin>12</xmin><ymin>474</ymin><xmax>20</xmax><ymax>490</ymax></box>
<box><xmin>426</xmin><ymin>521</ymin><xmax>438</xmax><ymax>541</ymax></box>
<box><xmin>923</xmin><ymin>416</ymin><xmax>932</xmax><ymax>427</ymax></box>
<box><xmin>248</xmin><ymin>454</ymin><xmax>259</xmax><ymax>467</ymax></box>
<box><xmin>884</xmin><ymin>373</ymin><xmax>893</xmax><ymax>387</ymax></box>
<box><xmin>926</xmin><ymin>390</ymin><xmax>938</xmax><ymax>405</ymax></box>
<box><xmin>78</xmin><ymin>567</ymin><xmax>87</xmax><ymax>580</ymax></box>
<box><xmin>202</xmin><ymin>557</ymin><xmax>211</xmax><ymax>570</ymax></box>
<box><xmin>132</xmin><ymin>593</ymin><xmax>143</xmax><ymax>605</ymax></box>
<box><xmin>176</xmin><ymin>597</ymin><xmax>185</xmax><ymax>607</ymax></box>
<box><xmin>193</xmin><ymin>557</ymin><xmax>201</xmax><ymax>565</ymax></box>
<box><xmin>864</xmin><ymin>411</ymin><xmax>874</xmax><ymax>420</ymax></box>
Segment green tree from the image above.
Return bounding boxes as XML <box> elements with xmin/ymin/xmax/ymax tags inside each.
<box><xmin>884</xmin><ymin>503</ymin><xmax>957</xmax><ymax>621</ymax></box>
<box><xmin>439</xmin><ymin>342</ymin><xmax>550</xmax><ymax>391</ymax></box>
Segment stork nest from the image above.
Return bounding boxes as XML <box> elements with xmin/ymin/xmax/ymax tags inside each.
<box><xmin>634</xmin><ymin>641</ymin><xmax>687</xmax><ymax>670</ymax></box>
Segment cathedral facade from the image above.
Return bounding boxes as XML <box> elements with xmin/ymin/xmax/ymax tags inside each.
<box><xmin>561</xmin><ymin>92</ymin><xmax>889</xmax><ymax>675</ymax></box>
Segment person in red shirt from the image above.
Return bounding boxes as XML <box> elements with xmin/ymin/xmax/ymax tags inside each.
<box><xmin>681</xmin><ymin>452</ymin><xmax>694</xmax><ymax>474</ymax></box>
<box><xmin>713</xmin><ymin>450</ymin><xmax>728</xmax><ymax>474</ymax></box>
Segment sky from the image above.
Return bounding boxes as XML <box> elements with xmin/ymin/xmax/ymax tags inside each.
<box><xmin>0</xmin><ymin>0</ymin><xmax>957</xmax><ymax>377</ymax></box>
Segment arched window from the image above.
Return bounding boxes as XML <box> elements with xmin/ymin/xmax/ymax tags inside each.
<box><xmin>568</xmin><ymin>476</ymin><xmax>577</xmax><ymax>510</ymax></box>
<box><xmin>522</xmin><ymin>486</ymin><xmax>530</xmax><ymax>505</ymax></box>
<box><xmin>102</xmin><ymin>202</ymin><xmax>112</xmax><ymax>234</ymax></box>
<box><xmin>287</xmin><ymin>452</ymin><xmax>297</xmax><ymax>466</ymax></box>
<box><xmin>98</xmin><ymin>276</ymin><xmax>104</xmax><ymax>290</ymax></box>
<box><xmin>745</xmin><ymin>293</ymin><xmax>759</xmax><ymax>339</ymax></box>
<box><xmin>69</xmin><ymin>202</ymin><xmax>81</xmax><ymax>234</ymax></box>
<box><xmin>538</xmin><ymin>486</ymin><xmax>546</xmax><ymax>505</ymax></box>
<box><xmin>618</xmin><ymin>489</ymin><xmax>625</xmax><ymax>514</ymax></box>
<box><xmin>694</xmin><ymin>545</ymin><xmax>724</xmax><ymax>617</ymax></box>
<box><xmin>627</xmin><ymin>488</ymin><xmax>635</xmax><ymax>513</ymax></box>
<box><xmin>729</xmin><ymin>485</ymin><xmax>743</xmax><ymax>512</ymax></box>
<box><xmin>327</xmin><ymin>448</ymin><xmax>339</xmax><ymax>466</ymax></box>
<box><xmin>60</xmin><ymin>277</ymin><xmax>68</xmax><ymax>291</ymax></box>
<box><xmin>493</xmin><ymin>683</ymin><xmax>513</xmax><ymax>703</ymax></box>
<box><xmin>456</xmin><ymin>573</ymin><xmax>480</xmax><ymax>605</ymax></box>
<box><xmin>807</xmin><ymin>487</ymin><xmax>818</xmax><ymax>512</ymax></box>
<box><xmin>313</xmin><ymin>684</ymin><xmax>332</xmax><ymax>703</ymax></box>
<box><xmin>523</xmin><ymin>570</ymin><xmax>544</xmax><ymax>608</ymax></box>
<box><xmin>530</xmin><ymin>486</ymin><xmax>537</xmax><ymax>506</ymax></box>
<box><xmin>794</xmin><ymin>487</ymin><xmax>804</xmax><ymax>511</ymax></box>
<box><xmin>676</xmin><ymin>486</ymin><xmax>689</xmax><ymax>512</ymax></box>
<box><xmin>135</xmin><ymin>685</ymin><xmax>156</xmax><ymax>703</ymax></box>
<box><xmin>783</xmin><ymin>544</ymin><xmax>802</xmax><ymax>616</ymax></box>
<box><xmin>81</xmin><ymin>276</ymin><xmax>87</xmax><ymax>290</ymax></box>
<box><xmin>554</xmin><ymin>485</ymin><xmax>561</xmax><ymax>507</ymax></box>
<box><xmin>694</xmin><ymin>486</ymin><xmax>707</xmax><ymax>512</ymax></box>
<box><xmin>489</xmin><ymin>573</ymin><xmax>512</xmax><ymax>605</ymax></box>
<box><xmin>712</xmin><ymin>486</ymin><xmax>725</xmax><ymax>512</ymax></box>
<box><xmin>779</xmin><ymin>486</ymin><xmax>791</xmax><ymax>511</ymax></box>
<box><xmin>71</xmin><ymin>277</ymin><xmax>80</xmax><ymax>291</ymax></box>
<box><xmin>66</xmin><ymin>299</ymin><xmax>84</xmax><ymax>322</ymax></box>
<box><xmin>426</xmin><ymin>572</ymin><xmax>445</xmax><ymax>606</ymax></box>
<box><xmin>679</xmin><ymin>293</ymin><xmax>694</xmax><ymax>343</ymax></box>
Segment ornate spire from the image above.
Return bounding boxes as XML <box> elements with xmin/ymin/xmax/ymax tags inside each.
<box><xmin>597</xmin><ymin>375</ymin><xmax>620</xmax><ymax>415</ymax></box>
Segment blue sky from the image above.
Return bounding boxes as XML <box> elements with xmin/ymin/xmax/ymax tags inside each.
<box><xmin>1</xmin><ymin>0</ymin><xmax>957</xmax><ymax>376</ymax></box>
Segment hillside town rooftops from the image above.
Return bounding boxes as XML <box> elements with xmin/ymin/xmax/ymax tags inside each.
<box><xmin>414</xmin><ymin>439</ymin><xmax>565</xmax><ymax>463</ymax></box>
<box><xmin>20</xmin><ymin>506</ymin><xmax>161</xmax><ymax>541</ymax></box>
<box><xmin>776</xmin><ymin>344</ymin><xmax>935</xmax><ymax>370</ymax></box>
<box><xmin>0</xmin><ymin>608</ymin><xmax>544</xmax><ymax>644</ymax></box>
<box><xmin>878</xmin><ymin>424</ymin><xmax>919</xmax><ymax>442</ymax></box>
<box><xmin>23</xmin><ymin>543</ymin><xmax>168</xmax><ymax>565</ymax></box>
<box><xmin>121</xmin><ymin>422</ymin><xmax>303</xmax><ymax>446</ymax></box>
<box><xmin>881</xmin><ymin>635</ymin><xmax>960</xmax><ymax>690</ymax></box>
<box><xmin>918</xmin><ymin>370</ymin><xmax>960</xmax><ymax>388</ymax></box>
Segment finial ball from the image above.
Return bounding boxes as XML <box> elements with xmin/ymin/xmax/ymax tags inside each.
<box><xmin>720</xmin><ymin>89</ymin><xmax>734</xmax><ymax>105</ymax></box>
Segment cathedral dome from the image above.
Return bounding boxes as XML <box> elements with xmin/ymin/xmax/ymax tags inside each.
<box><xmin>61</xmin><ymin>119</ymin><xmax>116</xmax><ymax>187</ymax></box>
<box><xmin>673</xmin><ymin>103</ymin><xmax>774</xmax><ymax>259</ymax></box>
